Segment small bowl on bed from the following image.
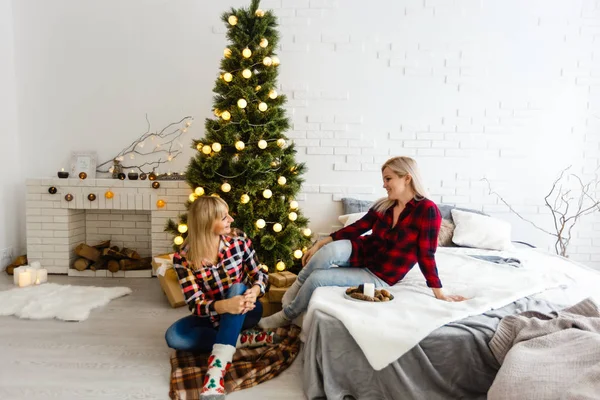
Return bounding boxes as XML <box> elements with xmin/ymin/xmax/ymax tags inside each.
<box><xmin>344</xmin><ymin>286</ymin><xmax>395</xmax><ymax>303</ymax></box>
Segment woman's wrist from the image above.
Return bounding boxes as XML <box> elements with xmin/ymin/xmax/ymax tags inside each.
<box><xmin>431</xmin><ymin>288</ymin><xmax>445</xmax><ymax>299</ymax></box>
<box><xmin>214</xmin><ymin>299</ymin><xmax>229</xmax><ymax>314</ymax></box>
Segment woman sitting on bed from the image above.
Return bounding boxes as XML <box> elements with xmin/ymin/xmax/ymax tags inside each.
<box><xmin>165</xmin><ymin>196</ymin><xmax>273</xmax><ymax>399</ymax></box>
<box><xmin>259</xmin><ymin>156</ymin><xmax>467</xmax><ymax>329</ymax></box>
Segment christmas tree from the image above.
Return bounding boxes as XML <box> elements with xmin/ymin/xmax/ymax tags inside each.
<box><xmin>166</xmin><ymin>0</ymin><xmax>312</xmax><ymax>273</ymax></box>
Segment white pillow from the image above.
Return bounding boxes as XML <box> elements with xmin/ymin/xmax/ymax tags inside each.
<box><xmin>338</xmin><ymin>212</ymin><xmax>367</xmax><ymax>227</ymax></box>
<box><xmin>451</xmin><ymin>209</ymin><xmax>513</xmax><ymax>251</ymax></box>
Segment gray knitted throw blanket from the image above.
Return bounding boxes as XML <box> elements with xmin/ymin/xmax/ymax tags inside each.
<box><xmin>488</xmin><ymin>298</ymin><xmax>600</xmax><ymax>400</ymax></box>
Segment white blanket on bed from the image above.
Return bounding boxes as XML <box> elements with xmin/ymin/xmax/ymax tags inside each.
<box><xmin>301</xmin><ymin>247</ymin><xmax>600</xmax><ymax>371</ymax></box>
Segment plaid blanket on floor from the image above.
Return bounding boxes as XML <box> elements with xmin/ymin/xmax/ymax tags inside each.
<box><xmin>169</xmin><ymin>325</ymin><xmax>301</xmax><ymax>400</ymax></box>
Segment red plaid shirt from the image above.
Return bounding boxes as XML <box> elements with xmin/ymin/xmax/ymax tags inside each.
<box><xmin>173</xmin><ymin>231</ymin><xmax>268</xmax><ymax>327</ymax></box>
<box><xmin>330</xmin><ymin>198</ymin><xmax>443</xmax><ymax>288</ymax></box>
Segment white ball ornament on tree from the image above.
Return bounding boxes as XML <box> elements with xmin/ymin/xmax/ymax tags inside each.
<box><xmin>277</xmin><ymin>138</ymin><xmax>286</xmax><ymax>148</ymax></box>
<box><xmin>174</xmin><ymin>236</ymin><xmax>184</xmax><ymax>246</ymax></box>
<box><xmin>255</xmin><ymin>9</ymin><xmax>265</xmax><ymax>17</ymax></box>
<box><xmin>263</xmin><ymin>189</ymin><xmax>272</xmax><ymax>199</ymax></box>
<box><xmin>273</xmin><ymin>223</ymin><xmax>282</xmax><ymax>232</ymax></box>
<box><xmin>188</xmin><ymin>193</ymin><xmax>197</xmax><ymax>202</ymax></box>
<box><xmin>195</xmin><ymin>187</ymin><xmax>205</xmax><ymax>196</ymax></box>
<box><xmin>237</xmin><ymin>99</ymin><xmax>247</xmax><ymax>109</ymax></box>
<box><xmin>242</xmin><ymin>69</ymin><xmax>252</xmax><ymax>79</ymax></box>
<box><xmin>223</xmin><ymin>73</ymin><xmax>233</xmax><ymax>82</ymax></box>
<box><xmin>258</xmin><ymin>139</ymin><xmax>268</xmax><ymax>149</ymax></box>
<box><xmin>242</xmin><ymin>48</ymin><xmax>252</xmax><ymax>58</ymax></box>
<box><xmin>271</xmin><ymin>56</ymin><xmax>280</xmax><ymax>66</ymax></box>
<box><xmin>258</xmin><ymin>102</ymin><xmax>268</xmax><ymax>112</ymax></box>
<box><xmin>178</xmin><ymin>224</ymin><xmax>188</xmax><ymax>233</ymax></box>
<box><xmin>212</xmin><ymin>142</ymin><xmax>222</xmax><ymax>152</ymax></box>
<box><xmin>221</xmin><ymin>111</ymin><xmax>231</xmax><ymax>121</ymax></box>
<box><xmin>228</xmin><ymin>15</ymin><xmax>238</xmax><ymax>25</ymax></box>
<box><xmin>303</xmin><ymin>228</ymin><xmax>312</xmax><ymax>237</ymax></box>
<box><xmin>263</xmin><ymin>57</ymin><xmax>272</xmax><ymax>66</ymax></box>
<box><xmin>294</xmin><ymin>250</ymin><xmax>303</xmax><ymax>259</ymax></box>
<box><xmin>289</xmin><ymin>212</ymin><xmax>298</xmax><ymax>221</ymax></box>
<box><xmin>240</xmin><ymin>194</ymin><xmax>250</xmax><ymax>203</ymax></box>
<box><xmin>235</xmin><ymin>141</ymin><xmax>245</xmax><ymax>151</ymax></box>
<box><xmin>260</xmin><ymin>38</ymin><xmax>268</xmax><ymax>48</ymax></box>
<box><xmin>278</xmin><ymin>176</ymin><xmax>287</xmax><ymax>185</ymax></box>
<box><xmin>221</xmin><ymin>183</ymin><xmax>231</xmax><ymax>192</ymax></box>
<box><xmin>276</xmin><ymin>261</ymin><xmax>286</xmax><ymax>271</ymax></box>
<box><xmin>256</xmin><ymin>219</ymin><xmax>266</xmax><ymax>229</ymax></box>
<box><xmin>290</xmin><ymin>200</ymin><xmax>299</xmax><ymax>210</ymax></box>
<box><xmin>202</xmin><ymin>145</ymin><xmax>212</xmax><ymax>154</ymax></box>
<box><xmin>268</xmin><ymin>89</ymin><xmax>278</xmax><ymax>99</ymax></box>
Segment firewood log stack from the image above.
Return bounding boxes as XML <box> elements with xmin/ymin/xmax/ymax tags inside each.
<box><xmin>73</xmin><ymin>241</ymin><xmax>151</xmax><ymax>272</ymax></box>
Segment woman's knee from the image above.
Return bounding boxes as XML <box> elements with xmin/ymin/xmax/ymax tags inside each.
<box><xmin>227</xmin><ymin>283</ymin><xmax>247</xmax><ymax>298</ymax></box>
<box><xmin>305</xmin><ymin>270</ymin><xmax>330</xmax><ymax>287</ymax></box>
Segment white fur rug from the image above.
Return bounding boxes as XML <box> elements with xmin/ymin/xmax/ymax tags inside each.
<box><xmin>0</xmin><ymin>283</ymin><xmax>132</xmax><ymax>322</ymax></box>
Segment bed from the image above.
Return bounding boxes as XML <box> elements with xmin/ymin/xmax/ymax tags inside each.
<box><xmin>299</xmin><ymin>203</ymin><xmax>600</xmax><ymax>400</ymax></box>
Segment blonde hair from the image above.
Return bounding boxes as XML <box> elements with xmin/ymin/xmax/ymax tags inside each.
<box><xmin>372</xmin><ymin>156</ymin><xmax>429</xmax><ymax>213</ymax></box>
<box><xmin>186</xmin><ymin>196</ymin><xmax>229</xmax><ymax>270</ymax></box>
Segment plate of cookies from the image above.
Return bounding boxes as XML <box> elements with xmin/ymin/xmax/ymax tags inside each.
<box><xmin>344</xmin><ymin>285</ymin><xmax>395</xmax><ymax>303</ymax></box>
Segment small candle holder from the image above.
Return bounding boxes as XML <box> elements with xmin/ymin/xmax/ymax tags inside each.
<box><xmin>117</xmin><ymin>173</ymin><xmax>126</xmax><ymax>180</ymax></box>
<box><xmin>128</xmin><ymin>171</ymin><xmax>139</xmax><ymax>180</ymax></box>
<box><xmin>57</xmin><ymin>168</ymin><xmax>69</xmax><ymax>179</ymax></box>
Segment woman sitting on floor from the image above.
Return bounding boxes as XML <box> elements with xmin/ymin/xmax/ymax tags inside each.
<box><xmin>260</xmin><ymin>156</ymin><xmax>467</xmax><ymax>329</ymax></box>
<box><xmin>165</xmin><ymin>196</ymin><xmax>273</xmax><ymax>399</ymax></box>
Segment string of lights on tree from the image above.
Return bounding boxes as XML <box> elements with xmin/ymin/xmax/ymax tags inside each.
<box><xmin>165</xmin><ymin>1</ymin><xmax>312</xmax><ymax>272</ymax></box>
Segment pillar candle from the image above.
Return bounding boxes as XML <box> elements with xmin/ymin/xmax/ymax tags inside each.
<box><xmin>18</xmin><ymin>271</ymin><xmax>32</xmax><ymax>287</ymax></box>
<box><xmin>36</xmin><ymin>269</ymin><xmax>48</xmax><ymax>284</ymax></box>
<box><xmin>363</xmin><ymin>282</ymin><xmax>375</xmax><ymax>298</ymax></box>
<box><xmin>13</xmin><ymin>266</ymin><xmax>24</xmax><ymax>285</ymax></box>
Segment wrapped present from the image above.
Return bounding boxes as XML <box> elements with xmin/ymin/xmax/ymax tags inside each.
<box><xmin>259</xmin><ymin>292</ymin><xmax>282</xmax><ymax>317</ymax></box>
<box><xmin>268</xmin><ymin>271</ymin><xmax>297</xmax><ymax>288</ymax></box>
<box><xmin>152</xmin><ymin>253</ymin><xmax>174</xmax><ymax>276</ymax></box>
<box><xmin>158</xmin><ymin>267</ymin><xmax>186</xmax><ymax>308</ymax></box>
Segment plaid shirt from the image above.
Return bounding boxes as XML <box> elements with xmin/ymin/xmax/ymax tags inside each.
<box><xmin>173</xmin><ymin>230</ymin><xmax>268</xmax><ymax>327</ymax></box>
<box><xmin>330</xmin><ymin>198</ymin><xmax>443</xmax><ymax>288</ymax></box>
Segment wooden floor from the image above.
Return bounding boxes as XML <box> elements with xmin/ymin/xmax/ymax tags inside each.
<box><xmin>0</xmin><ymin>273</ymin><xmax>305</xmax><ymax>400</ymax></box>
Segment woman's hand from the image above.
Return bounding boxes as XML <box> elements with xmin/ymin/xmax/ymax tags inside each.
<box><xmin>302</xmin><ymin>237</ymin><xmax>332</xmax><ymax>266</ymax></box>
<box><xmin>215</xmin><ymin>295</ymin><xmax>249</xmax><ymax>315</ymax></box>
<box><xmin>431</xmin><ymin>288</ymin><xmax>469</xmax><ymax>302</ymax></box>
<box><xmin>241</xmin><ymin>285</ymin><xmax>260</xmax><ymax>313</ymax></box>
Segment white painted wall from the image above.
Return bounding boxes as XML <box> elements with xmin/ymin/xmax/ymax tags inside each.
<box><xmin>10</xmin><ymin>0</ymin><xmax>600</xmax><ymax>267</ymax></box>
<box><xmin>0</xmin><ymin>0</ymin><xmax>21</xmax><ymax>269</ymax></box>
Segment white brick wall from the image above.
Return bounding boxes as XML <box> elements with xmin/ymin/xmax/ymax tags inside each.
<box><xmin>26</xmin><ymin>179</ymin><xmax>191</xmax><ymax>276</ymax></box>
<box><xmin>11</xmin><ymin>0</ymin><xmax>600</xmax><ymax>269</ymax></box>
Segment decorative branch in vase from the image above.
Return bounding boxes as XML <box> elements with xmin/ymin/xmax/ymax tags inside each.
<box><xmin>483</xmin><ymin>166</ymin><xmax>600</xmax><ymax>257</ymax></box>
<box><xmin>96</xmin><ymin>114</ymin><xmax>194</xmax><ymax>176</ymax></box>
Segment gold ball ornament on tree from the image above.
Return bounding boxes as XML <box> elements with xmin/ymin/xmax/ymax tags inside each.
<box><xmin>178</xmin><ymin>224</ymin><xmax>188</xmax><ymax>234</ymax></box>
<box><xmin>235</xmin><ymin>141</ymin><xmax>245</xmax><ymax>151</ymax></box>
<box><xmin>256</xmin><ymin>219</ymin><xmax>266</xmax><ymax>229</ymax></box>
<box><xmin>174</xmin><ymin>236</ymin><xmax>184</xmax><ymax>246</ymax></box>
<box><xmin>237</xmin><ymin>99</ymin><xmax>247</xmax><ymax>109</ymax></box>
<box><xmin>105</xmin><ymin>191</ymin><xmax>114</xmax><ymax>199</ymax></box>
<box><xmin>290</xmin><ymin>200</ymin><xmax>299</xmax><ymax>210</ymax></box>
<box><xmin>202</xmin><ymin>145</ymin><xmax>212</xmax><ymax>154</ymax></box>
<box><xmin>255</xmin><ymin>85</ymin><xmax>262</xmax><ymax>92</ymax></box>
<box><xmin>294</xmin><ymin>250</ymin><xmax>303</xmax><ymax>259</ymax></box>
<box><xmin>258</xmin><ymin>102</ymin><xmax>268</xmax><ymax>112</ymax></box>
<box><xmin>255</xmin><ymin>9</ymin><xmax>265</xmax><ymax>17</ymax></box>
<box><xmin>242</xmin><ymin>69</ymin><xmax>252</xmax><ymax>79</ymax></box>
<box><xmin>273</xmin><ymin>223</ymin><xmax>282</xmax><ymax>232</ymax></box>
<box><xmin>88</xmin><ymin>193</ymin><xmax>97</xmax><ymax>201</ymax></box>
<box><xmin>221</xmin><ymin>111</ymin><xmax>231</xmax><ymax>121</ymax></box>
<box><xmin>263</xmin><ymin>57</ymin><xmax>273</xmax><ymax>66</ymax></box>
<box><xmin>303</xmin><ymin>228</ymin><xmax>312</xmax><ymax>237</ymax></box>
<box><xmin>263</xmin><ymin>189</ymin><xmax>272</xmax><ymax>199</ymax></box>
<box><xmin>278</xmin><ymin>176</ymin><xmax>287</xmax><ymax>185</ymax></box>
<box><xmin>242</xmin><ymin>48</ymin><xmax>252</xmax><ymax>58</ymax></box>
<box><xmin>268</xmin><ymin>89</ymin><xmax>278</xmax><ymax>99</ymax></box>
<box><xmin>210</xmin><ymin>193</ymin><xmax>220</xmax><ymax>198</ymax></box>
<box><xmin>224</xmin><ymin>48</ymin><xmax>232</xmax><ymax>58</ymax></box>
<box><xmin>240</xmin><ymin>194</ymin><xmax>250</xmax><ymax>203</ymax></box>
<box><xmin>228</xmin><ymin>15</ymin><xmax>238</xmax><ymax>25</ymax></box>
<box><xmin>258</xmin><ymin>139</ymin><xmax>268</xmax><ymax>149</ymax></box>
<box><xmin>260</xmin><ymin>38</ymin><xmax>268</xmax><ymax>48</ymax></box>
<box><xmin>223</xmin><ymin>72</ymin><xmax>233</xmax><ymax>82</ymax></box>
<box><xmin>211</xmin><ymin>143</ymin><xmax>222</xmax><ymax>152</ymax></box>
<box><xmin>195</xmin><ymin>187</ymin><xmax>205</xmax><ymax>196</ymax></box>
<box><xmin>196</xmin><ymin>142</ymin><xmax>203</xmax><ymax>151</ymax></box>
<box><xmin>276</xmin><ymin>261</ymin><xmax>286</xmax><ymax>271</ymax></box>
<box><xmin>221</xmin><ymin>183</ymin><xmax>231</xmax><ymax>192</ymax></box>
<box><xmin>156</xmin><ymin>199</ymin><xmax>166</xmax><ymax>208</ymax></box>
<box><xmin>289</xmin><ymin>212</ymin><xmax>298</xmax><ymax>221</ymax></box>
<box><xmin>277</xmin><ymin>138</ymin><xmax>286</xmax><ymax>148</ymax></box>
<box><xmin>214</xmin><ymin>108</ymin><xmax>222</xmax><ymax>117</ymax></box>
<box><xmin>152</xmin><ymin>181</ymin><xmax>160</xmax><ymax>189</ymax></box>
<box><xmin>188</xmin><ymin>193</ymin><xmax>196</xmax><ymax>202</ymax></box>
<box><xmin>78</xmin><ymin>172</ymin><xmax>87</xmax><ymax>180</ymax></box>
<box><xmin>272</xmin><ymin>56</ymin><xmax>280</xmax><ymax>66</ymax></box>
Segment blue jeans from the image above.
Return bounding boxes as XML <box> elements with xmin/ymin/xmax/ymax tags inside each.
<box><xmin>165</xmin><ymin>283</ymin><xmax>263</xmax><ymax>352</ymax></box>
<box><xmin>283</xmin><ymin>240</ymin><xmax>389</xmax><ymax>320</ymax></box>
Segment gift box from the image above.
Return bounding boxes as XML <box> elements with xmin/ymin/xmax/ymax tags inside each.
<box><xmin>158</xmin><ymin>267</ymin><xmax>186</xmax><ymax>308</ymax></box>
<box><xmin>268</xmin><ymin>271</ymin><xmax>297</xmax><ymax>288</ymax></box>
<box><xmin>259</xmin><ymin>292</ymin><xmax>282</xmax><ymax>317</ymax></box>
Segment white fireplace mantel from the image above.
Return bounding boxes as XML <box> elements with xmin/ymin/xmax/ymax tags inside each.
<box><xmin>26</xmin><ymin>178</ymin><xmax>191</xmax><ymax>277</ymax></box>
